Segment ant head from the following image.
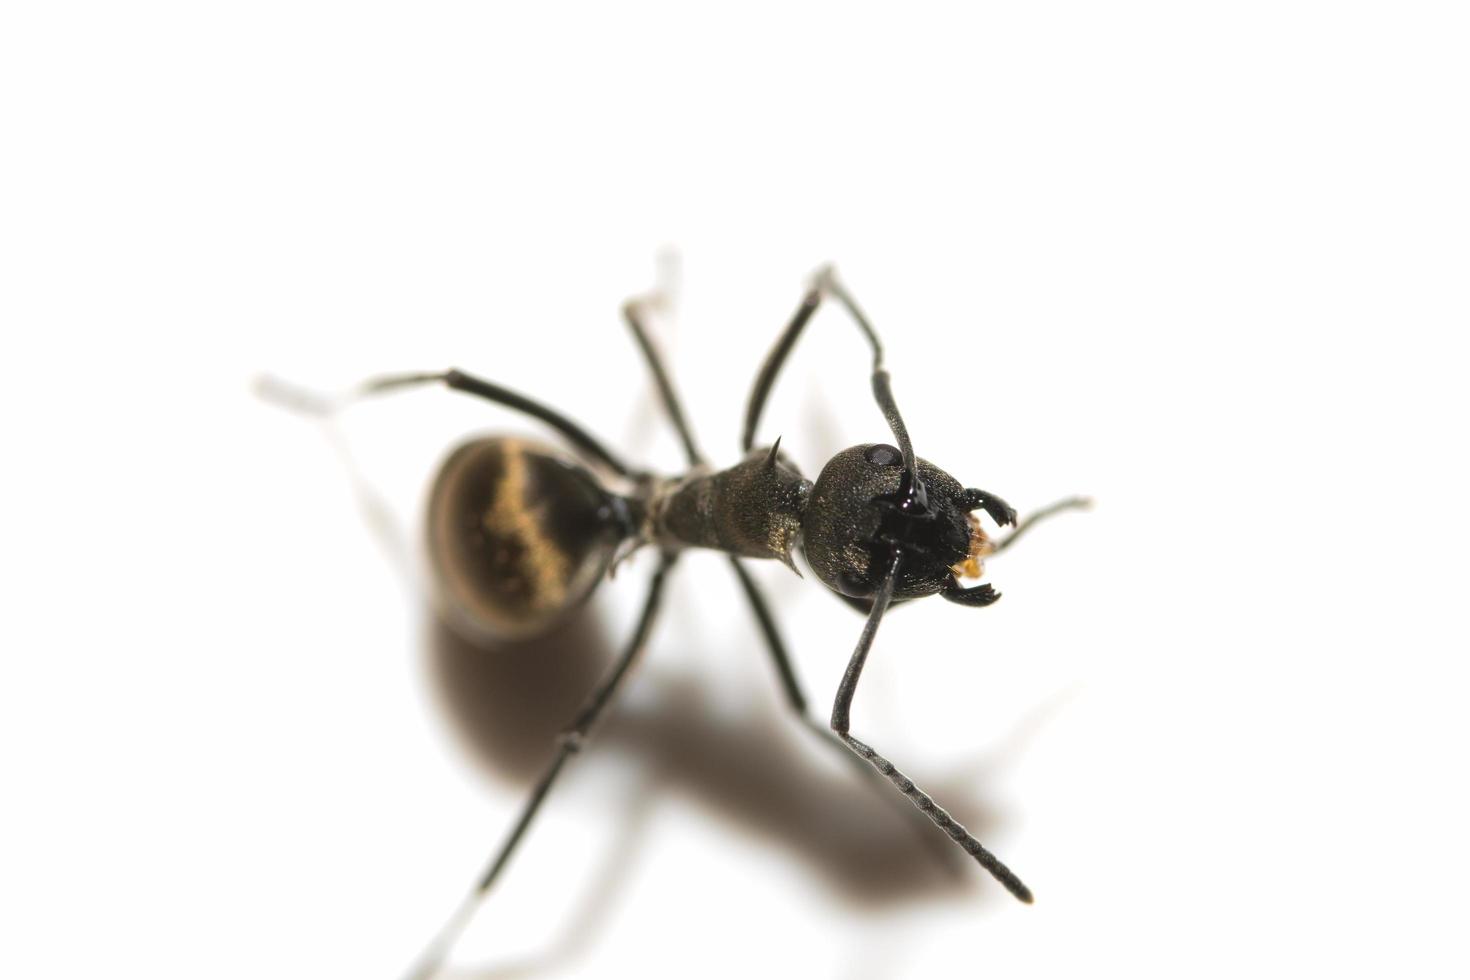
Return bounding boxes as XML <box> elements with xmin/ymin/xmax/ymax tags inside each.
<box><xmin>802</xmin><ymin>443</ymin><xmax>992</xmax><ymax>602</ymax></box>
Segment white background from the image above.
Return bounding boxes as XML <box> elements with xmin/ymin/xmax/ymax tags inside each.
<box><xmin>3</xmin><ymin>3</ymin><xmax>1467</xmax><ymax>978</ymax></box>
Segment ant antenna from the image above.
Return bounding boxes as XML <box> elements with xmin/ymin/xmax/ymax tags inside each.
<box><xmin>814</xmin><ymin>269</ymin><xmax>921</xmax><ymax>504</ymax></box>
<box><xmin>830</xmin><ymin>548</ymin><xmax>1033</xmax><ymax>903</ymax></box>
<box><xmin>743</xmin><ymin>267</ymin><xmax>923</xmax><ymax>507</ymax></box>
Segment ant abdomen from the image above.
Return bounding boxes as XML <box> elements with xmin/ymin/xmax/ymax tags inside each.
<box><xmin>426</xmin><ymin>437</ymin><xmax>628</xmax><ymax>643</ymax></box>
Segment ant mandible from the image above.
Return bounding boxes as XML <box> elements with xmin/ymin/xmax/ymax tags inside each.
<box><xmin>266</xmin><ymin>265</ymin><xmax>1087</xmax><ymax>979</ymax></box>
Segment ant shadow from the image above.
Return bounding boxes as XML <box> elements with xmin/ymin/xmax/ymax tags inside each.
<box><xmin>426</xmin><ymin>594</ymin><xmax>1055</xmax><ymax>979</ymax></box>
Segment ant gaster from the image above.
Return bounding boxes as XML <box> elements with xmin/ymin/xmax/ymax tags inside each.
<box><xmin>265</xmin><ymin>266</ymin><xmax>1086</xmax><ymax>980</ymax></box>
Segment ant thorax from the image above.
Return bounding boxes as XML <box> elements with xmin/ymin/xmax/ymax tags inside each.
<box><xmin>647</xmin><ymin>446</ymin><xmax>811</xmax><ymax>572</ymax></box>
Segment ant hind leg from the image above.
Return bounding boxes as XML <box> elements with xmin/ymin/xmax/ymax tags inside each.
<box><xmin>401</xmin><ymin>554</ymin><xmax>677</xmax><ymax>980</ymax></box>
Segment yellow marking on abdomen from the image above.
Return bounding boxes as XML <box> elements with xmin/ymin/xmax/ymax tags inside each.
<box><xmin>482</xmin><ymin>442</ymin><xmax>570</xmax><ymax>612</ymax></box>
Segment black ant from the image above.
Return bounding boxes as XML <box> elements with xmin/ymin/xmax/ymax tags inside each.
<box><xmin>263</xmin><ymin>266</ymin><xmax>1087</xmax><ymax>979</ymax></box>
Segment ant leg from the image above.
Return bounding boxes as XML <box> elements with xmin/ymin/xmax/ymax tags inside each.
<box><xmin>831</xmin><ymin>550</ymin><xmax>1034</xmax><ymax>903</ymax></box>
<box><xmin>726</xmin><ymin>557</ymin><xmax>808</xmax><ymax>713</ymax></box>
<box><xmin>741</xmin><ymin>279</ymin><xmax>823</xmax><ymax>453</ymax></box>
<box><xmin>726</xmin><ymin>557</ymin><xmax>959</xmax><ymax>869</ymax></box>
<box><xmin>256</xmin><ymin>369</ymin><xmax>633</xmax><ymax>477</ymax></box>
<box><xmin>402</xmin><ymin>554</ymin><xmax>677</xmax><ymax>980</ymax></box>
<box><xmin>622</xmin><ymin>294</ymin><xmax>706</xmax><ymax>467</ymax></box>
<box><xmin>993</xmin><ymin>496</ymin><xmax>1093</xmax><ymax>554</ymax></box>
<box><xmin>742</xmin><ymin>268</ymin><xmax>922</xmax><ymax>501</ymax></box>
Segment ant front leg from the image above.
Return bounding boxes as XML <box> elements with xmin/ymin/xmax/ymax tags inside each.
<box><xmin>830</xmin><ymin>550</ymin><xmax>1034</xmax><ymax>903</ymax></box>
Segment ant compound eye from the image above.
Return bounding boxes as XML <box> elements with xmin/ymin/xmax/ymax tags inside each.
<box><xmin>864</xmin><ymin>443</ymin><xmax>903</xmax><ymax>467</ymax></box>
